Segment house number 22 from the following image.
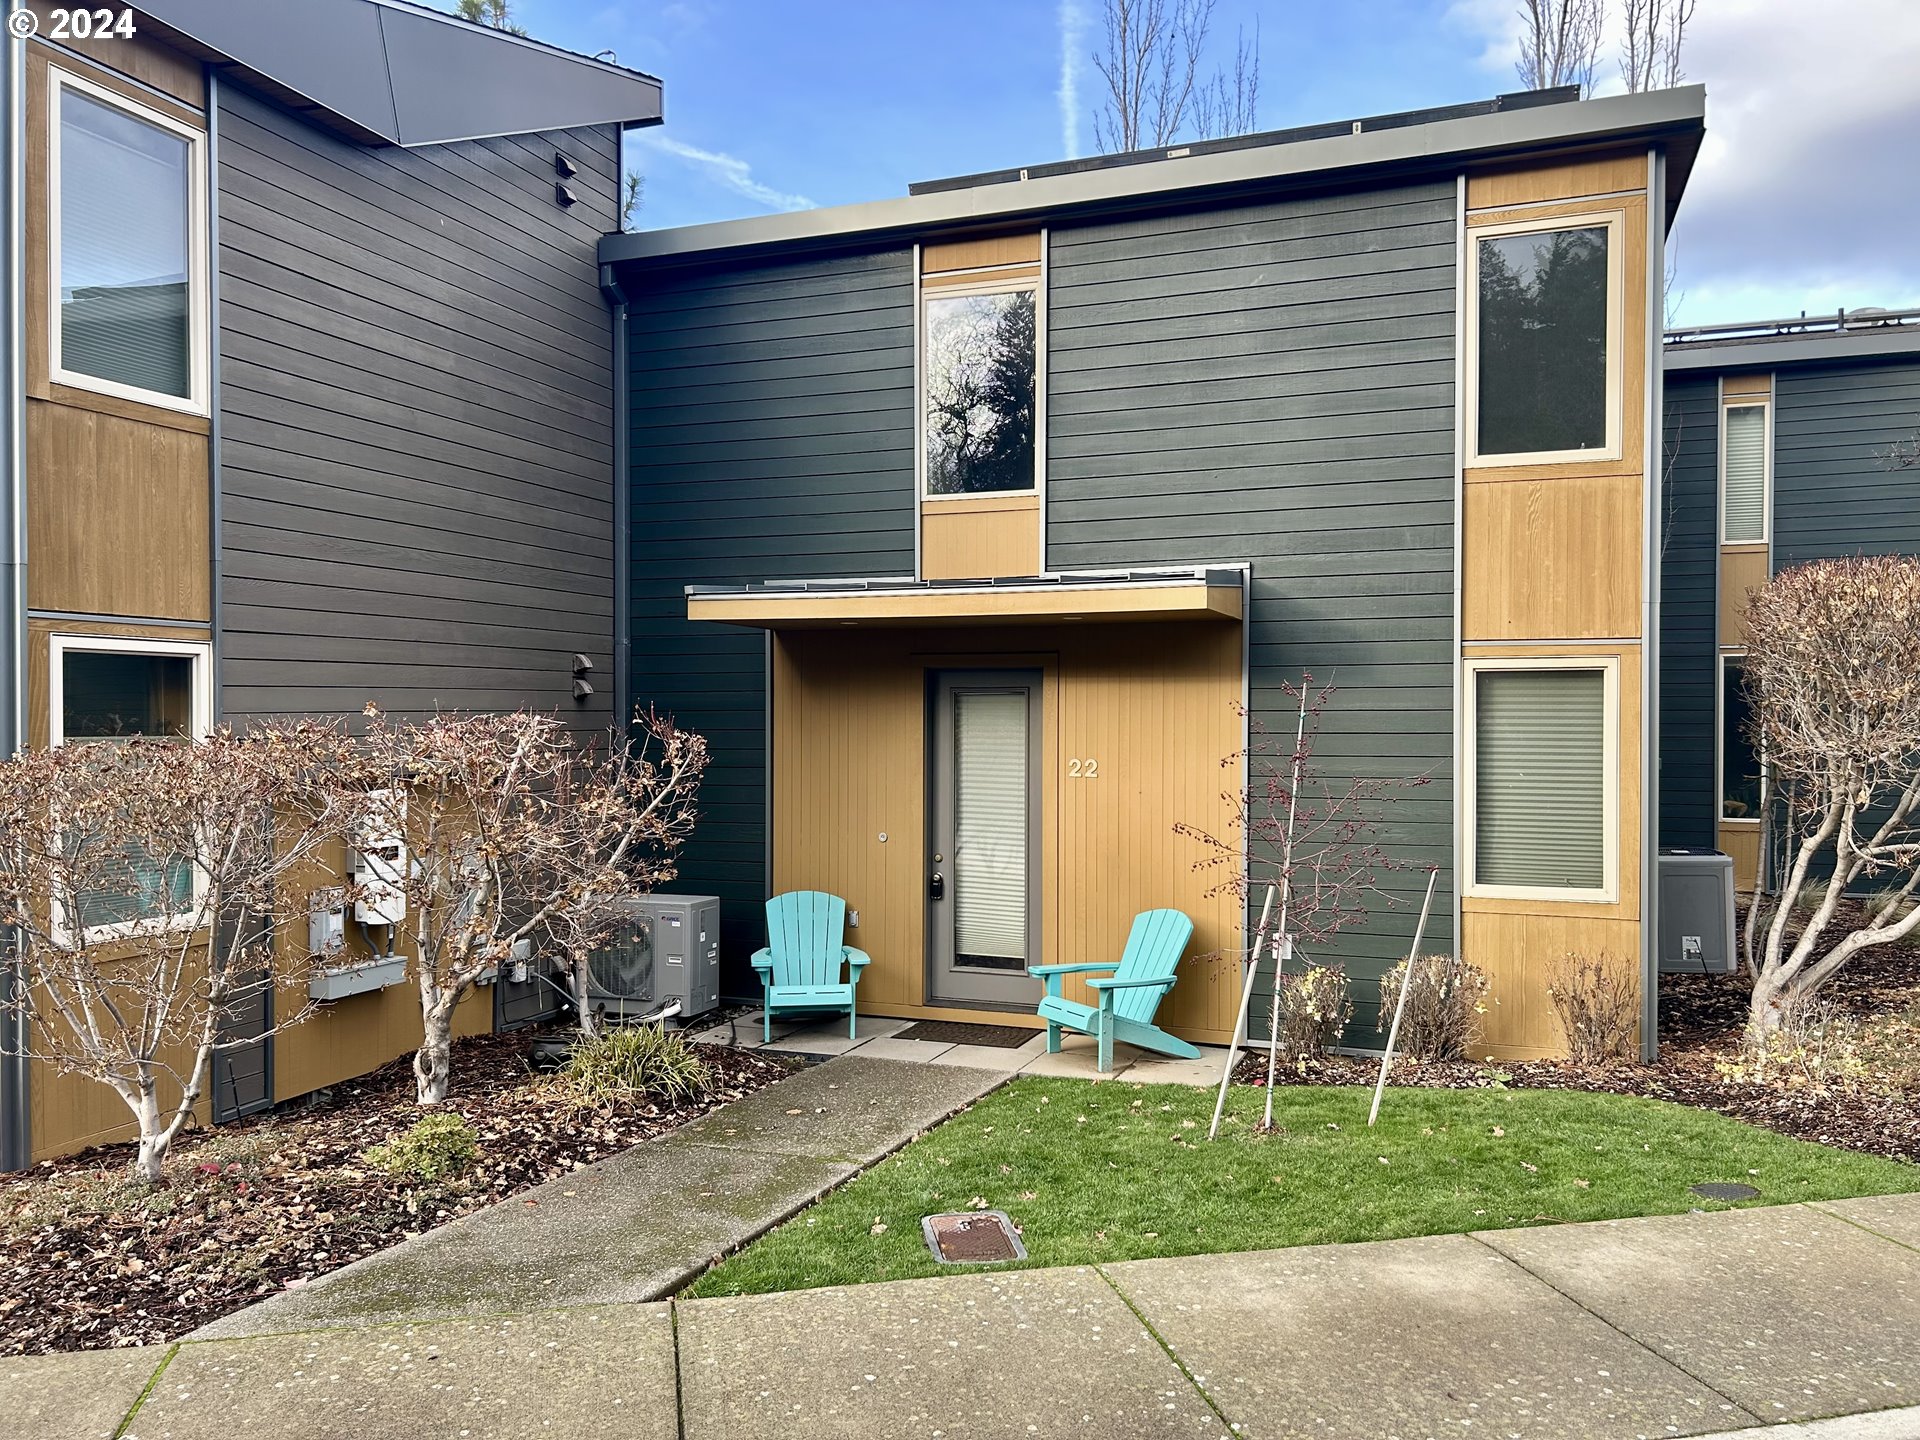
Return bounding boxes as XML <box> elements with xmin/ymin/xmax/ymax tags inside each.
<box><xmin>1067</xmin><ymin>757</ymin><xmax>1100</xmax><ymax>779</ymax></box>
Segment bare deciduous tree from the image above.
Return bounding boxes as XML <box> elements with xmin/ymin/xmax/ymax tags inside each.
<box><xmin>455</xmin><ymin>0</ymin><xmax>526</xmax><ymax>36</ymax></box>
<box><xmin>359</xmin><ymin>707</ymin><xmax>706</xmax><ymax>1106</ymax></box>
<box><xmin>0</xmin><ymin>723</ymin><xmax>365</xmax><ymax>1182</ymax></box>
<box><xmin>1620</xmin><ymin>0</ymin><xmax>1697</xmax><ymax>92</ymax></box>
<box><xmin>1092</xmin><ymin>0</ymin><xmax>1261</xmax><ymax>153</ymax></box>
<box><xmin>1740</xmin><ymin>556</ymin><xmax>1920</xmax><ymax>1037</ymax></box>
<box><xmin>1513</xmin><ymin>0</ymin><xmax>1604</xmax><ymax>97</ymax></box>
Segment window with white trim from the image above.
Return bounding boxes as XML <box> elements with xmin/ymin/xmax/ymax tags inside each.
<box><xmin>1467</xmin><ymin>212</ymin><xmax>1623</xmax><ymax>465</ymax></box>
<box><xmin>921</xmin><ymin>276</ymin><xmax>1039</xmax><ymax>496</ymax></box>
<box><xmin>49</xmin><ymin>68</ymin><xmax>208</xmax><ymax>413</ymax></box>
<box><xmin>50</xmin><ymin>635</ymin><xmax>212</xmax><ymax>937</ymax></box>
<box><xmin>1720</xmin><ymin>401</ymin><xmax>1769</xmax><ymax>544</ymax></box>
<box><xmin>1467</xmin><ymin>659</ymin><xmax>1618</xmax><ymax>901</ymax></box>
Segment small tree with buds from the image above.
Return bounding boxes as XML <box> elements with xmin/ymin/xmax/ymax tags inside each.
<box><xmin>1740</xmin><ymin>555</ymin><xmax>1920</xmax><ymax>1036</ymax></box>
<box><xmin>0</xmin><ymin>722</ymin><xmax>366</xmax><ymax>1182</ymax></box>
<box><xmin>1178</xmin><ymin>677</ymin><xmax>1432</xmax><ymax>1128</ymax></box>
<box><xmin>359</xmin><ymin>707</ymin><xmax>706</xmax><ymax>1106</ymax></box>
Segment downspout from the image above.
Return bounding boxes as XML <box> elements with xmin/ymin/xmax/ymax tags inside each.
<box><xmin>1642</xmin><ymin>147</ymin><xmax>1667</xmax><ymax>1063</ymax></box>
<box><xmin>207</xmin><ymin>71</ymin><xmax>222</xmax><ymax>725</ymax></box>
<box><xmin>0</xmin><ymin>25</ymin><xmax>29</xmax><ymax>1172</ymax></box>
<box><xmin>598</xmin><ymin>262</ymin><xmax>630</xmax><ymax>730</ymax></box>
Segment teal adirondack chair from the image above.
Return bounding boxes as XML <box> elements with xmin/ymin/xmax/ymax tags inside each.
<box><xmin>1029</xmin><ymin>909</ymin><xmax>1199</xmax><ymax>1073</ymax></box>
<box><xmin>749</xmin><ymin>891</ymin><xmax>871</xmax><ymax>1043</ymax></box>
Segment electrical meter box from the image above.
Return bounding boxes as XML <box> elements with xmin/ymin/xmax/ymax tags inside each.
<box><xmin>350</xmin><ymin>789</ymin><xmax>408</xmax><ymax>925</ymax></box>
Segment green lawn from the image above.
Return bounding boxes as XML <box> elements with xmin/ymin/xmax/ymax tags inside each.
<box><xmin>688</xmin><ymin>1079</ymin><xmax>1917</xmax><ymax>1297</ymax></box>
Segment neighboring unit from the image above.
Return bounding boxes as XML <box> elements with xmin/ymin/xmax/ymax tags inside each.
<box><xmin>601</xmin><ymin>85</ymin><xmax>1707</xmax><ymax>1062</ymax></box>
<box><xmin>1659</xmin><ymin>309</ymin><xmax>1920</xmax><ymax>889</ymax></box>
<box><xmin>0</xmin><ymin>0</ymin><xmax>661</xmax><ymax>1168</ymax></box>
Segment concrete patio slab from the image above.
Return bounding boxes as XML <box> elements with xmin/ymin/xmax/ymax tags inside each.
<box><xmin>1480</xmin><ymin>1205</ymin><xmax>1920</xmax><ymax>1423</ymax></box>
<box><xmin>851</xmin><ymin>1035</ymin><xmax>956</xmax><ymax>1064</ymax></box>
<box><xmin>762</xmin><ymin>1016</ymin><xmax>910</xmax><ymax>1057</ymax></box>
<box><xmin>1018</xmin><ymin>1048</ymin><xmax>1135</xmax><ymax>1079</ymax></box>
<box><xmin>194</xmin><ymin>1141</ymin><xmax>853</xmax><ymax>1339</ymax></box>
<box><xmin>1106</xmin><ymin>1234</ymin><xmax>1754</xmax><ymax>1439</ymax></box>
<box><xmin>0</xmin><ymin>1346</ymin><xmax>170</xmax><ymax>1440</ymax></box>
<box><xmin>678</xmin><ymin>1267</ymin><xmax>1213</xmax><ymax>1440</ymax></box>
<box><xmin>936</xmin><ymin>1036</ymin><xmax>1045</xmax><ymax>1071</ymax></box>
<box><xmin>678</xmin><ymin>1055</ymin><xmax>1004</xmax><ymax>1166</ymax></box>
<box><xmin>1123</xmin><ymin>1053</ymin><xmax>1231</xmax><ymax>1087</ymax></box>
<box><xmin>1816</xmin><ymin>1191</ymin><xmax>1920</xmax><ymax>1251</ymax></box>
<box><xmin>134</xmin><ymin>1306</ymin><xmax>677</xmax><ymax>1440</ymax></box>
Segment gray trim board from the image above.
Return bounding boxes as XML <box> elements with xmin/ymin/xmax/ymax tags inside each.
<box><xmin>1665</xmin><ymin>328</ymin><xmax>1920</xmax><ymax>373</ymax></box>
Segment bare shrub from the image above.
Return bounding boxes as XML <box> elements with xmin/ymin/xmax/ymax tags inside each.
<box><xmin>1546</xmin><ymin>953</ymin><xmax>1640</xmax><ymax>1064</ymax></box>
<box><xmin>1272</xmin><ymin>963</ymin><xmax>1351</xmax><ymax>1061</ymax></box>
<box><xmin>1377</xmin><ymin>954</ymin><xmax>1489</xmax><ymax>1062</ymax></box>
<box><xmin>1858</xmin><ymin>999</ymin><xmax>1920</xmax><ymax>1097</ymax></box>
<box><xmin>1717</xmin><ymin>997</ymin><xmax>1866</xmax><ymax>1095</ymax></box>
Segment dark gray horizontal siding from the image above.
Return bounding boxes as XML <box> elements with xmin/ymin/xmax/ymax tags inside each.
<box><xmin>626</xmin><ymin>248</ymin><xmax>917</xmax><ymax>987</ymax></box>
<box><xmin>1774</xmin><ymin>360</ymin><xmax>1920</xmax><ymax>566</ymax></box>
<box><xmin>1046</xmin><ymin>178</ymin><xmax>1458</xmax><ymax>1041</ymax></box>
<box><xmin>1657</xmin><ymin>373</ymin><xmax>1720</xmax><ymax>849</ymax></box>
<box><xmin>215</xmin><ymin>81</ymin><xmax>621</xmax><ymax>731</ymax></box>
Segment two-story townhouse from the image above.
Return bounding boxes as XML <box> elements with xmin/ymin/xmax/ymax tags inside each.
<box><xmin>1659</xmin><ymin>309</ymin><xmax>1920</xmax><ymax>891</ymax></box>
<box><xmin>600</xmin><ymin>85</ymin><xmax>1707</xmax><ymax>1063</ymax></box>
<box><xmin>0</xmin><ymin>0</ymin><xmax>660</xmax><ymax>1168</ymax></box>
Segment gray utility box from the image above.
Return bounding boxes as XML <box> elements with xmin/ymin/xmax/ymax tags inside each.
<box><xmin>582</xmin><ymin>894</ymin><xmax>722</xmax><ymax>1024</ymax></box>
<box><xmin>309</xmin><ymin>954</ymin><xmax>407</xmax><ymax>1002</ymax></box>
<box><xmin>1658</xmin><ymin>848</ymin><xmax>1738</xmax><ymax>975</ymax></box>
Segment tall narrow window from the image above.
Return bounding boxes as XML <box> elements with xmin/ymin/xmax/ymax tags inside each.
<box><xmin>951</xmin><ymin>689</ymin><xmax>1029</xmax><ymax>967</ymax></box>
<box><xmin>1470</xmin><ymin>215</ymin><xmax>1619</xmax><ymax>463</ymax></box>
<box><xmin>923</xmin><ymin>284</ymin><xmax>1038</xmax><ymax>495</ymax></box>
<box><xmin>1469</xmin><ymin>663</ymin><xmax>1616</xmax><ymax>899</ymax></box>
<box><xmin>1720</xmin><ymin>656</ymin><xmax>1762</xmax><ymax>822</ymax></box>
<box><xmin>1721</xmin><ymin>403</ymin><xmax>1769</xmax><ymax>543</ymax></box>
<box><xmin>50</xmin><ymin>71</ymin><xmax>206</xmax><ymax>411</ymax></box>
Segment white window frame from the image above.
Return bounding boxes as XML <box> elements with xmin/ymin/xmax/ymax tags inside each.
<box><xmin>1717</xmin><ymin>397</ymin><xmax>1772</xmax><ymax>546</ymax></box>
<box><xmin>917</xmin><ymin>268</ymin><xmax>1045</xmax><ymax>502</ymax></box>
<box><xmin>1717</xmin><ymin>650</ymin><xmax>1762</xmax><ymax>827</ymax></box>
<box><xmin>1463</xmin><ymin>655</ymin><xmax>1621</xmax><ymax>903</ymax></box>
<box><xmin>47</xmin><ymin>66</ymin><xmax>211</xmax><ymax>417</ymax></box>
<box><xmin>49</xmin><ymin>634</ymin><xmax>214</xmax><ymax>942</ymax></box>
<box><xmin>1463</xmin><ymin>210</ymin><xmax>1625</xmax><ymax>468</ymax></box>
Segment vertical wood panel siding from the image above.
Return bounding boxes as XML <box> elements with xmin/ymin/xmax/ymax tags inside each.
<box><xmin>214</xmin><ymin>84</ymin><xmax>621</xmax><ymax>729</ymax></box>
<box><xmin>1656</xmin><ymin>372</ymin><xmax>1720</xmax><ymax>849</ymax></box>
<box><xmin>1044</xmin><ymin>182</ymin><xmax>1458</xmax><ymax>1037</ymax></box>
<box><xmin>625</xmin><ymin>249</ymin><xmax>917</xmax><ymax>984</ymax></box>
<box><xmin>1774</xmin><ymin>360</ymin><xmax>1920</xmax><ymax>566</ymax></box>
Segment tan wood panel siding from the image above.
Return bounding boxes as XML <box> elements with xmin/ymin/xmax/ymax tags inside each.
<box><xmin>1461</xmin><ymin>912</ymin><xmax>1641</xmax><ymax>1060</ymax></box>
<box><xmin>922</xmin><ymin>265</ymin><xmax>1040</xmax><ymax>290</ymax></box>
<box><xmin>922</xmin><ymin>234</ymin><xmax>1042</xmax><ymax>273</ymax></box>
<box><xmin>25</xmin><ymin>10</ymin><xmax>206</xmax><ymax>108</ymax></box>
<box><xmin>1718</xmin><ymin>822</ymin><xmax>1760</xmax><ymax>892</ymax></box>
<box><xmin>26</xmin><ymin>399</ymin><xmax>210</xmax><ymax>619</ymax></box>
<box><xmin>1719</xmin><ymin>544</ymin><xmax>1769</xmax><ymax>647</ymax></box>
<box><xmin>770</xmin><ymin>622</ymin><xmax>1243</xmax><ymax>1042</ymax></box>
<box><xmin>1466</xmin><ymin>152</ymin><xmax>1647</xmax><ymax>211</ymax></box>
<box><xmin>1722</xmin><ymin>373</ymin><xmax>1774</xmax><ymax>398</ymax></box>
<box><xmin>920</xmin><ymin>495</ymin><xmax>1041</xmax><ymax>580</ymax></box>
<box><xmin>1462</xmin><ymin>474</ymin><xmax>1640</xmax><ymax>640</ymax></box>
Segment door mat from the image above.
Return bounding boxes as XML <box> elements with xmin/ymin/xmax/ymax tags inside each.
<box><xmin>894</xmin><ymin>1020</ymin><xmax>1038</xmax><ymax>1049</ymax></box>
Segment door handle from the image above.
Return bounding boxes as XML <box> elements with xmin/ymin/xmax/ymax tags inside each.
<box><xmin>929</xmin><ymin>872</ymin><xmax>945</xmax><ymax>901</ymax></box>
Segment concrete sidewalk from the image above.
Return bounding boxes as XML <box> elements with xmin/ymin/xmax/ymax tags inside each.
<box><xmin>12</xmin><ymin>1194</ymin><xmax>1920</xmax><ymax>1439</ymax></box>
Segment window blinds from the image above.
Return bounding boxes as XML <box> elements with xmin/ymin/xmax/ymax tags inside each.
<box><xmin>1475</xmin><ymin>668</ymin><xmax>1606</xmax><ymax>892</ymax></box>
<box><xmin>1722</xmin><ymin>404</ymin><xmax>1768</xmax><ymax>543</ymax></box>
<box><xmin>952</xmin><ymin>689</ymin><xmax>1029</xmax><ymax>961</ymax></box>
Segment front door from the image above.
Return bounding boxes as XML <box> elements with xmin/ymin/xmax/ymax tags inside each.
<box><xmin>927</xmin><ymin>670</ymin><xmax>1043</xmax><ymax>1010</ymax></box>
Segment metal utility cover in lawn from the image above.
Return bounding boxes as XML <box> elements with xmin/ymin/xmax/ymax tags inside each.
<box><xmin>923</xmin><ymin>1210</ymin><xmax>1027</xmax><ymax>1264</ymax></box>
<box><xmin>1690</xmin><ymin>1182</ymin><xmax>1761</xmax><ymax>1201</ymax></box>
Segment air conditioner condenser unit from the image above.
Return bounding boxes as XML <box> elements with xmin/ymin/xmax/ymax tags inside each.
<box><xmin>581</xmin><ymin>894</ymin><xmax>722</xmax><ymax>1024</ymax></box>
<box><xmin>1658</xmin><ymin>848</ymin><xmax>1738</xmax><ymax>975</ymax></box>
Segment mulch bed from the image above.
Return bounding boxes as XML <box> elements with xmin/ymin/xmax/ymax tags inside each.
<box><xmin>0</xmin><ymin>1030</ymin><xmax>793</xmax><ymax>1357</ymax></box>
<box><xmin>1236</xmin><ymin>926</ymin><xmax>1920</xmax><ymax>1166</ymax></box>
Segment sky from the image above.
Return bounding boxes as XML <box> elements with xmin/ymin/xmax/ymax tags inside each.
<box><xmin>509</xmin><ymin>0</ymin><xmax>1920</xmax><ymax>329</ymax></box>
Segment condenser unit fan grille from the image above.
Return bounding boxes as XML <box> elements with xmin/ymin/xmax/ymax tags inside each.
<box><xmin>587</xmin><ymin>925</ymin><xmax>654</xmax><ymax>1001</ymax></box>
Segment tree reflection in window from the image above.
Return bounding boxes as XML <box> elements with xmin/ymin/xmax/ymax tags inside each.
<box><xmin>1477</xmin><ymin>225</ymin><xmax>1608</xmax><ymax>457</ymax></box>
<box><xmin>924</xmin><ymin>288</ymin><xmax>1037</xmax><ymax>494</ymax></box>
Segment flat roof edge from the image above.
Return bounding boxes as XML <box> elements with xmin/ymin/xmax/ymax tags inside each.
<box><xmin>601</xmin><ymin>85</ymin><xmax>1704</xmax><ymax>267</ymax></box>
<box><xmin>1664</xmin><ymin>329</ymin><xmax>1920</xmax><ymax>372</ymax></box>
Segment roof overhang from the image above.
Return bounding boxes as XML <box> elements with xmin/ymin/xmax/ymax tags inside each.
<box><xmin>1664</xmin><ymin>327</ymin><xmax>1920</xmax><ymax>373</ymax></box>
<box><xmin>137</xmin><ymin>0</ymin><xmax>662</xmax><ymax>146</ymax></box>
<box><xmin>686</xmin><ymin>570</ymin><xmax>1246</xmax><ymax>629</ymax></box>
<box><xmin>602</xmin><ymin>85</ymin><xmax>1703</xmax><ymax>269</ymax></box>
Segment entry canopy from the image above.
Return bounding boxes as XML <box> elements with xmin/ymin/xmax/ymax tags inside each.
<box><xmin>686</xmin><ymin>568</ymin><xmax>1245</xmax><ymax>629</ymax></box>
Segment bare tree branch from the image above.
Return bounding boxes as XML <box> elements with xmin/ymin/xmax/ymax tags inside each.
<box><xmin>1514</xmin><ymin>0</ymin><xmax>1604</xmax><ymax>97</ymax></box>
<box><xmin>1092</xmin><ymin>0</ymin><xmax>1259</xmax><ymax>152</ymax></box>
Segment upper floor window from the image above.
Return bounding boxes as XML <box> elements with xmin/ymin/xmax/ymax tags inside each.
<box><xmin>49</xmin><ymin>69</ymin><xmax>207</xmax><ymax>414</ymax></box>
<box><xmin>1468</xmin><ymin>213</ymin><xmax>1622</xmax><ymax>465</ymax></box>
<box><xmin>1720</xmin><ymin>401</ymin><xmax>1769</xmax><ymax>544</ymax></box>
<box><xmin>922</xmin><ymin>280</ymin><xmax>1039</xmax><ymax>496</ymax></box>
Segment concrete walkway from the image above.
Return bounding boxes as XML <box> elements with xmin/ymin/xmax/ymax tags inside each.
<box><xmin>12</xmin><ymin>1195</ymin><xmax>1920</xmax><ymax>1439</ymax></box>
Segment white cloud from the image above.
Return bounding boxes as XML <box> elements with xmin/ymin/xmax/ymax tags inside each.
<box><xmin>630</xmin><ymin>133</ymin><xmax>814</xmax><ymax>213</ymax></box>
<box><xmin>1058</xmin><ymin>0</ymin><xmax>1090</xmax><ymax>159</ymax></box>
